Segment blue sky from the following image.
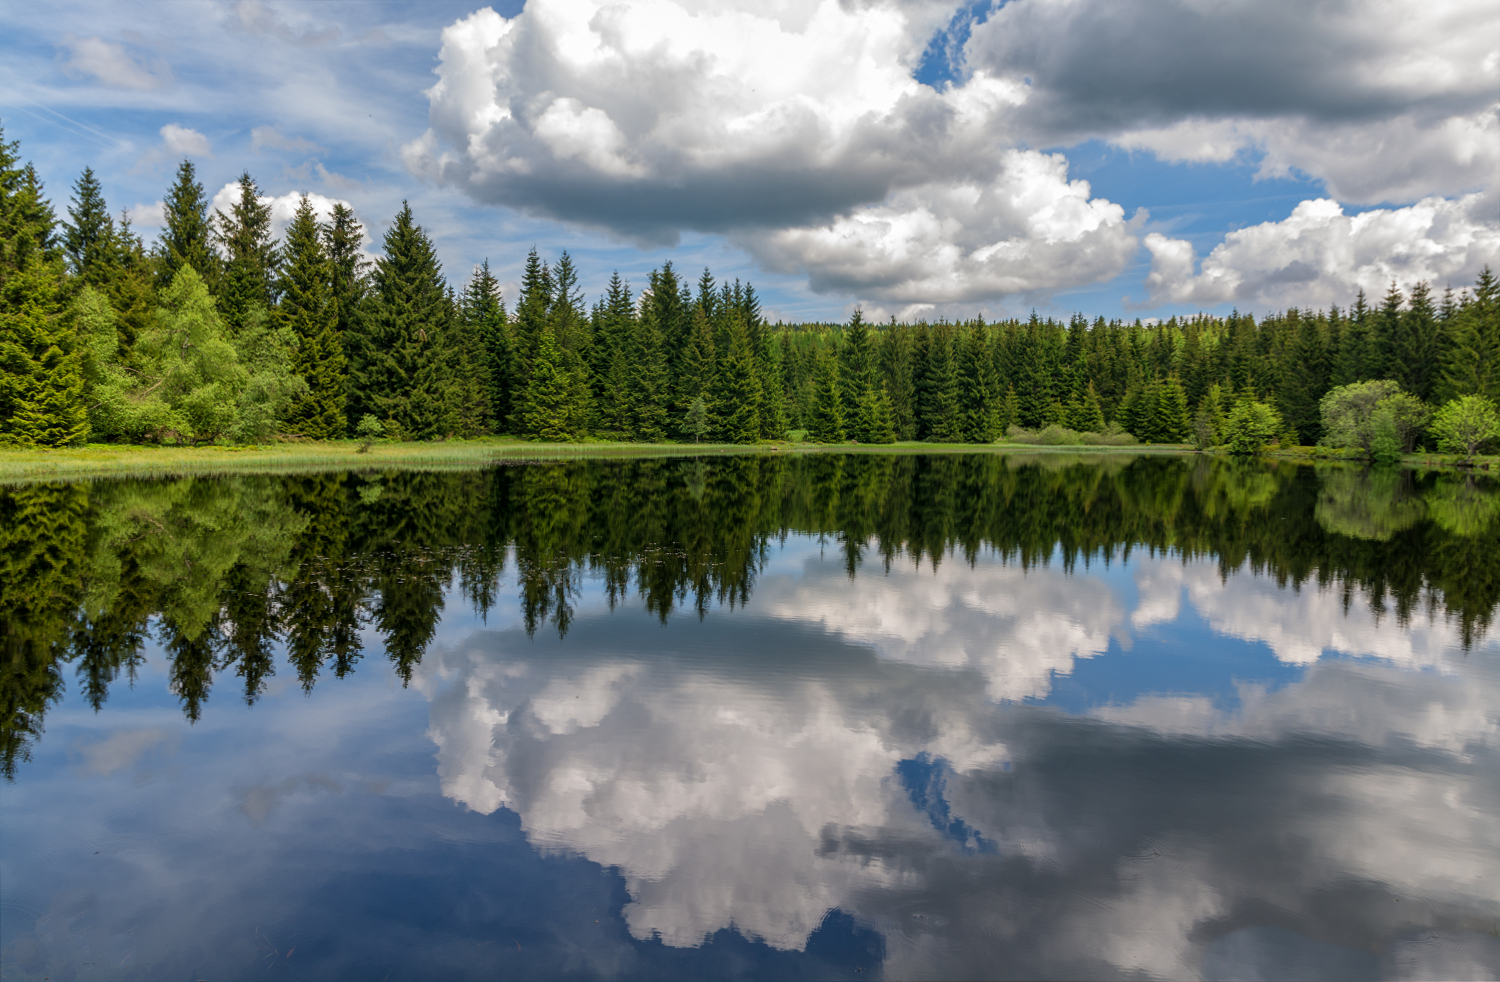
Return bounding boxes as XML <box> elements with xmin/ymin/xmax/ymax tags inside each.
<box><xmin>2</xmin><ymin>0</ymin><xmax>1495</xmax><ymax>324</ymax></box>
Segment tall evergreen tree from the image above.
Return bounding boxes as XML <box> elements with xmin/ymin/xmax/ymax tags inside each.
<box><xmin>323</xmin><ymin>203</ymin><xmax>369</xmax><ymax>429</ymax></box>
<box><xmin>959</xmin><ymin>324</ymin><xmax>999</xmax><ymax>443</ymax></box>
<box><xmin>0</xmin><ymin>136</ymin><xmax>85</xmax><ymax>447</ymax></box>
<box><xmin>156</xmin><ymin>159</ymin><xmax>215</xmax><ymax>290</ymax></box>
<box><xmin>809</xmin><ymin>347</ymin><xmax>846</xmax><ymax>443</ymax></box>
<box><xmin>214</xmin><ymin>172</ymin><xmax>279</xmax><ymax>332</ymax></box>
<box><xmin>1440</xmin><ymin>267</ymin><xmax>1499</xmax><ymax>403</ymax></box>
<box><xmin>1396</xmin><ymin>281</ymin><xmax>1441</xmax><ymax>401</ymax></box>
<box><xmin>349</xmin><ymin>202</ymin><xmax>449</xmax><ymax>439</ymax></box>
<box><xmin>711</xmin><ymin>312</ymin><xmax>760</xmax><ymax>443</ymax></box>
<box><xmin>278</xmin><ymin>196</ymin><xmax>345</xmax><ymax>438</ymax></box>
<box><xmin>61</xmin><ymin>167</ymin><xmax>116</xmax><ymax>285</ymax></box>
<box><xmin>463</xmin><ymin>260</ymin><xmax>508</xmax><ymax>433</ymax></box>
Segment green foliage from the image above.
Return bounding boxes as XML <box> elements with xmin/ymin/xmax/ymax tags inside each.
<box><xmin>1320</xmin><ymin>380</ymin><xmax>1403</xmax><ymax>455</ymax></box>
<box><xmin>279</xmin><ymin>196</ymin><xmax>345</xmax><ymax>439</ymax></box>
<box><xmin>1440</xmin><ymin>267</ymin><xmax>1499</xmax><ymax>403</ymax></box>
<box><xmin>214</xmin><ymin>172</ymin><xmax>279</xmax><ymax>332</ymax></box>
<box><xmin>1222</xmin><ymin>399</ymin><xmax>1284</xmax><ymax>454</ymax></box>
<box><xmin>350</xmin><ymin>202</ymin><xmax>450</xmax><ymax>440</ymax></box>
<box><xmin>684</xmin><ymin>395</ymin><xmax>709</xmax><ymax>442</ymax></box>
<box><xmin>355</xmin><ymin>413</ymin><xmax>384</xmax><ymax>452</ymax></box>
<box><xmin>809</xmin><ymin>348</ymin><xmax>846</xmax><ymax>442</ymax></box>
<box><xmin>1430</xmin><ymin>394</ymin><xmax>1500</xmax><ymax>458</ymax></box>
<box><xmin>156</xmin><ymin>159</ymin><xmax>215</xmax><ymax>290</ymax></box>
<box><xmin>1369</xmin><ymin>391</ymin><xmax>1429</xmax><ymax>462</ymax></box>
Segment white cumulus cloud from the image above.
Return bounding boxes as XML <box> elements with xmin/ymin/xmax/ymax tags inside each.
<box><xmin>208</xmin><ymin>183</ymin><xmax>358</xmax><ymax>246</ymax></box>
<box><xmin>1144</xmin><ymin>193</ymin><xmax>1500</xmax><ymax>308</ymax></box>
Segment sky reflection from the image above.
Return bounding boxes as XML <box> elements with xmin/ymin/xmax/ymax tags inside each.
<box><xmin>4</xmin><ymin>529</ymin><xmax>1497</xmax><ymax>981</ymax></box>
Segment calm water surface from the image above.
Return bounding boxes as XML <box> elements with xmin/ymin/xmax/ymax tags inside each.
<box><xmin>3</xmin><ymin>454</ymin><xmax>1498</xmax><ymax>981</ymax></box>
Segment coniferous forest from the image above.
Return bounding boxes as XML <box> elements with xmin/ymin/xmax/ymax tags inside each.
<box><xmin>4</xmin><ymin>128</ymin><xmax>1498</xmax><ymax>454</ymax></box>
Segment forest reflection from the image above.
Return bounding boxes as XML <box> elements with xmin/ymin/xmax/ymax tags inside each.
<box><xmin>5</xmin><ymin>453</ymin><xmax>1498</xmax><ymax>777</ymax></box>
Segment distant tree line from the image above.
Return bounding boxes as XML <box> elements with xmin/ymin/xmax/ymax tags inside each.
<box><xmin>3</xmin><ymin>127</ymin><xmax>1498</xmax><ymax>451</ymax></box>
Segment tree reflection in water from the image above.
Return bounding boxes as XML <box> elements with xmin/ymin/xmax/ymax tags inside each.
<box><xmin>3</xmin><ymin>454</ymin><xmax>1498</xmax><ymax>777</ymax></box>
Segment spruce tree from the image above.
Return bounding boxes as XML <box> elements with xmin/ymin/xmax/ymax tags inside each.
<box><xmin>323</xmin><ymin>203</ymin><xmax>368</xmax><ymax>428</ymax></box>
<box><xmin>157</xmin><ymin>159</ymin><xmax>216</xmax><ymax>290</ymax></box>
<box><xmin>523</xmin><ymin>325</ymin><xmax>573</xmax><ymax>440</ymax></box>
<box><xmin>1396</xmin><ymin>281</ymin><xmax>1441</xmax><ymax>401</ymax></box>
<box><xmin>840</xmin><ymin>309</ymin><xmax>873</xmax><ymax>418</ymax></box>
<box><xmin>350</xmin><ymin>202</ymin><xmax>449</xmax><ymax>439</ymax></box>
<box><xmin>1440</xmin><ymin>267</ymin><xmax>1499</xmax><ymax>403</ymax></box>
<box><xmin>757</xmin><ymin>331</ymin><xmax>789</xmax><ymax>440</ymax></box>
<box><xmin>278</xmin><ymin>195</ymin><xmax>345</xmax><ymax>438</ymax></box>
<box><xmin>61</xmin><ymin>167</ymin><xmax>116</xmax><ymax>285</ymax></box>
<box><xmin>1151</xmin><ymin>377</ymin><xmax>1191</xmax><ymax>443</ymax></box>
<box><xmin>711</xmin><ymin>312</ymin><xmax>760</xmax><ymax>443</ymax></box>
<box><xmin>463</xmin><ymin>260</ymin><xmax>509</xmax><ymax>432</ymax></box>
<box><xmin>1071</xmin><ymin>382</ymin><xmax>1106</xmax><ymax>432</ymax></box>
<box><xmin>0</xmin><ymin>137</ymin><xmax>86</xmax><ymax>447</ymax></box>
<box><xmin>629</xmin><ymin>300</ymin><xmax>670</xmax><ymax>440</ymax></box>
<box><xmin>927</xmin><ymin>328</ymin><xmax>964</xmax><ymax>442</ymax></box>
<box><xmin>959</xmin><ymin>324</ymin><xmax>998</xmax><ymax>443</ymax></box>
<box><xmin>809</xmin><ymin>348</ymin><xmax>846</xmax><ymax>442</ymax></box>
<box><xmin>596</xmin><ymin>272</ymin><xmax>635</xmax><ymax>434</ymax></box>
<box><xmin>214</xmin><ymin>172</ymin><xmax>279</xmax><ymax>332</ymax></box>
<box><xmin>681</xmin><ymin>305</ymin><xmax>718</xmax><ymax>428</ymax></box>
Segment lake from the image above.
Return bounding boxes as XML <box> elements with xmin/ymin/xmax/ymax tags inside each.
<box><xmin>2</xmin><ymin>453</ymin><xmax>1498</xmax><ymax>981</ymax></box>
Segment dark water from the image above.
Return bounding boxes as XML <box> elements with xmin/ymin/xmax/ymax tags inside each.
<box><xmin>3</xmin><ymin>454</ymin><xmax>1498</xmax><ymax>981</ymax></box>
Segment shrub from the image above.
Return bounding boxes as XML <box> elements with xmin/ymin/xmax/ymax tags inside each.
<box><xmin>1222</xmin><ymin>399</ymin><xmax>1284</xmax><ymax>454</ymax></box>
<box><xmin>1430</xmin><ymin>395</ymin><xmax>1500</xmax><ymax>458</ymax></box>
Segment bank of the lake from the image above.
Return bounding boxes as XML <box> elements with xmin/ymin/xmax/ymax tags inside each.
<box><xmin>0</xmin><ymin>438</ymin><xmax>1192</xmax><ymax>482</ymax></box>
<box><xmin>2</xmin><ymin>439</ymin><xmax>1492</xmax><ymax>483</ymax></box>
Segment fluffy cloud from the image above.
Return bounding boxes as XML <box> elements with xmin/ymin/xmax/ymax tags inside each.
<box><xmin>58</xmin><ymin>34</ymin><xmax>172</xmax><ymax>90</ymax></box>
<box><xmin>1144</xmin><ymin>193</ymin><xmax>1500</xmax><ymax>308</ymax></box>
<box><xmin>966</xmin><ymin>0</ymin><xmax>1500</xmax><ymax>204</ymax></box>
<box><xmin>161</xmin><ymin>123</ymin><xmax>212</xmax><ymax>157</ymax></box>
<box><xmin>737</xmin><ymin>150</ymin><xmax>1139</xmax><ymax>306</ymax></box>
<box><xmin>208</xmin><ymin>182</ymin><xmax>358</xmax><ymax>245</ymax></box>
<box><xmin>403</xmin><ymin>1</ymin><xmax>1140</xmax><ymax>303</ymax></box>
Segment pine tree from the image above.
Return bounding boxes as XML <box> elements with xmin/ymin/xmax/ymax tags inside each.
<box><xmin>1070</xmin><ymin>382</ymin><xmax>1106</xmax><ymax>432</ymax></box>
<box><xmin>0</xmin><ymin>136</ymin><xmax>86</xmax><ymax>447</ymax></box>
<box><xmin>349</xmin><ymin>202</ymin><xmax>449</xmax><ymax>440</ymax></box>
<box><xmin>681</xmin><ymin>305</ymin><xmax>718</xmax><ymax>430</ymax></box>
<box><xmin>596</xmin><ymin>272</ymin><xmax>635</xmax><ymax>434</ymax></box>
<box><xmin>1375</xmin><ymin>282</ymin><xmax>1405</xmax><ymax>381</ymax></box>
<box><xmin>214</xmin><ymin>172</ymin><xmax>279</xmax><ymax>332</ymax></box>
<box><xmin>462</xmin><ymin>260</ymin><xmax>508</xmax><ymax>433</ymax></box>
<box><xmin>61</xmin><ymin>167</ymin><xmax>116</xmax><ymax>285</ymax></box>
<box><xmin>1440</xmin><ymin>267</ymin><xmax>1499</xmax><ymax>403</ymax></box>
<box><xmin>757</xmin><ymin>331</ymin><xmax>789</xmax><ymax>440</ymax></box>
<box><xmin>629</xmin><ymin>299</ymin><xmax>669</xmax><ymax>440</ymax></box>
<box><xmin>926</xmin><ymin>327</ymin><xmax>964</xmax><ymax>441</ymax></box>
<box><xmin>840</xmin><ymin>309</ymin><xmax>873</xmax><ymax>418</ymax></box>
<box><xmin>157</xmin><ymin>159</ymin><xmax>216</xmax><ymax>290</ymax></box>
<box><xmin>320</xmin><ymin>204</ymin><xmax>368</xmax><ymax>429</ymax></box>
<box><xmin>712</xmin><ymin>312</ymin><xmax>760</xmax><ymax>443</ymax></box>
<box><xmin>522</xmin><ymin>325</ymin><xmax>573</xmax><ymax>440</ymax></box>
<box><xmin>1150</xmin><ymin>376</ymin><xmax>1191</xmax><ymax>443</ymax></box>
<box><xmin>959</xmin><ymin>324</ymin><xmax>998</xmax><ymax>443</ymax></box>
<box><xmin>1280</xmin><ymin>309</ymin><xmax>1328</xmax><ymax>442</ymax></box>
<box><xmin>278</xmin><ymin>195</ymin><xmax>345</xmax><ymax>439</ymax></box>
<box><xmin>809</xmin><ymin>348</ymin><xmax>846</xmax><ymax>442</ymax></box>
<box><xmin>1396</xmin><ymin>281</ymin><xmax>1441</xmax><ymax>401</ymax></box>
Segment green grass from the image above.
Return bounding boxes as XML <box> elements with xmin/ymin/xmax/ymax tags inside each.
<box><xmin>11</xmin><ymin>437</ymin><xmax>1486</xmax><ymax>484</ymax></box>
<box><xmin>0</xmin><ymin>437</ymin><xmax>1198</xmax><ymax>483</ymax></box>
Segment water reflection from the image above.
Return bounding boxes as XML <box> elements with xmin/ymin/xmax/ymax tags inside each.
<box><xmin>2</xmin><ymin>455</ymin><xmax>1498</xmax><ymax>980</ymax></box>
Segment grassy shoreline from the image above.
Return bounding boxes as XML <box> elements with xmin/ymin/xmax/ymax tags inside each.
<box><xmin>0</xmin><ymin>438</ymin><xmax>1491</xmax><ymax>483</ymax></box>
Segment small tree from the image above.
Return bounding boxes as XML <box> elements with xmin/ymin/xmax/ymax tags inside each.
<box><xmin>1430</xmin><ymin>395</ymin><xmax>1500</xmax><ymax>458</ymax></box>
<box><xmin>1222</xmin><ymin>399</ymin><xmax>1283</xmax><ymax>454</ymax></box>
<box><xmin>1369</xmin><ymin>391</ymin><xmax>1429</xmax><ymax>462</ymax></box>
<box><xmin>355</xmin><ymin>414</ymin><xmax>384</xmax><ymax>453</ymax></box>
<box><xmin>1320</xmin><ymin>380</ymin><xmax>1402</xmax><ymax>454</ymax></box>
<box><xmin>684</xmin><ymin>395</ymin><xmax>709</xmax><ymax>443</ymax></box>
